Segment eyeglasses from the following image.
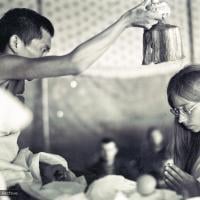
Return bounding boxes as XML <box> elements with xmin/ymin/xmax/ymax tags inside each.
<box><xmin>170</xmin><ymin>103</ymin><xmax>200</xmax><ymax>117</ymax></box>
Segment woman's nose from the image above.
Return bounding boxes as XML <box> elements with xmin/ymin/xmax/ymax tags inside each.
<box><xmin>178</xmin><ymin>114</ymin><xmax>187</xmax><ymax>124</ymax></box>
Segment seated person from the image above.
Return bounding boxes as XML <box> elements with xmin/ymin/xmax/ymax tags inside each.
<box><xmin>84</xmin><ymin>138</ymin><xmax>120</xmax><ymax>184</ymax></box>
<box><xmin>138</xmin><ymin>127</ymin><xmax>171</xmax><ymax>187</ymax></box>
<box><xmin>82</xmin><ymin>137</ymin><xmax>140</xmax><ymax>184</ymax></box>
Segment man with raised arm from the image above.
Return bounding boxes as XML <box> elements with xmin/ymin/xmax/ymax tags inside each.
<box><xmin>0</xmin><ymin>1</ymin><xmax>170</xmax><ymax>199</ymax></box>
<box><xmin>0</xmin><ymin>0</ymin><xmax>169</xmax><ymax>97</ymax></box>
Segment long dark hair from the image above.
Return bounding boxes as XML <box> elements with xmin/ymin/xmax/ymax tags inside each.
<box><xmin>167</xmin><ymin>65</ymin><xmax>200</xmax><ymax>173</ymax></box>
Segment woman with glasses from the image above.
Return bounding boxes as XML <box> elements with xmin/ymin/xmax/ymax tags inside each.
<box><xmin>164</xmin><ymin>65</ymin><xmax>200</xmax><ymax>198</ymax></box>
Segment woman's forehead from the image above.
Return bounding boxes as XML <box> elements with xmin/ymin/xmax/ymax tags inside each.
<box><xmin>171</xmin><ymin>95</ymin><xmax>193</xmax><ymax>107</ymax></box>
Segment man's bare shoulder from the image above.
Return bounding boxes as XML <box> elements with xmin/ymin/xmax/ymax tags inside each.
<box><xmin>0</xmin><ymin>54</ymin><xmax>31</xmax><ymax>80</ymax></box>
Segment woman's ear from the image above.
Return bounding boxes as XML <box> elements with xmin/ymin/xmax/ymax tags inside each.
<box><xmin>8</xmin><ymin>35</ymin><xmax>24</xmax><ymax>54</ymax></box>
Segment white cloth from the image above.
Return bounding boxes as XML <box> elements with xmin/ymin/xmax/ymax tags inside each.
<box><xmin>86</xmin><ymin>175</ymin><xmax>182</xmax><ymax>200</ymax></box>
<box><xmin>0</xmin><ymin>172</ymin><xmax>10</xmax><ymax>200</ymax></box>
<box><xmin>55</xmin><ymin>193</ymin><xmax>88</xmax><ymax>200</ymax></box>
<box><xmin>86</xmin><ymin>175</ymin><xmax>136</xmax><ymax>200</ymax></box>
<box><xmin>129</xmin><ymin>189</ymin><xmax>182</xmax><ymax>200</ymax></box>
<box><xmin>0</xmin><ymin>88</ymin><xmax>87</xmax><ymax>199</ymax></box>
<box><xmin>0</xmin><ymin>88</ymin><xmax>32</xmax><ymax>134</ymax></box>
<box><xmin>0</xmin><ymin>88</ymin><xmax>32</xmax><ymax>162</ymax></box>
<box><xmin>0</xmin><ymin>131</ymin><xmax>20</xmax><ymax>162</ymax></box>
<box><xmin>0</xmin><ymin>148</ymin><xmax>87</xmax><ymax>200</ymax></box>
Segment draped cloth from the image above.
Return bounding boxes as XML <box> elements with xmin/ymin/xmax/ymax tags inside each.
<box><xmin>0</xmin><ymin>148</ymin><xmax>87</xmax><ymax>200</ymax></box>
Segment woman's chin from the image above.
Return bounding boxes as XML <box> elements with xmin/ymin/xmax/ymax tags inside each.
<box><xmin>187</xmin><ymin>126</ymin><xmax>200</xmax><ymax>133</ymax></box>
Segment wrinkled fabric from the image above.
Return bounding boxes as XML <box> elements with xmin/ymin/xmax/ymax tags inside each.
<box><xmin>86</xmin><ymin>175</ymin><xmax>181</xmax><ymax>200</ymax></box>
<box><xmin>1</xmin><ymin>148</ymin><xmax>87</xmax><ymax>200</ymax></box>
<box><xmin>86</xmin><ymin>175</ymin><xmax>136</xmax><ymax>200</ymax></box>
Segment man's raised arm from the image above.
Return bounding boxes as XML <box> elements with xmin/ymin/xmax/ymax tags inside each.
<box><xmin>0</xmin><ymin>0</ymin><xmax>170</xmax><ymax>80</ymax></box>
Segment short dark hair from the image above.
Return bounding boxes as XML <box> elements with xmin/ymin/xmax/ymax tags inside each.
<box><xmin>101</xmin><ymin>137</ymin><xmax>115</xmax><ymax>144</ymax></box>
<box><xmin>0</xmin><ymin>8</ymin><xmax>54</xmax><ymax>52</ymax></box>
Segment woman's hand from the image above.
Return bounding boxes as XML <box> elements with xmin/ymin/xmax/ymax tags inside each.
<box><xmin>164</xmin><ymin>164</ymin><xmax>200</xmax><ymax>198</ymax></box>
<box><xmin>122</xmin><ymin>0</ymin><xmax>170</xmax><ymax>29</ymax></box>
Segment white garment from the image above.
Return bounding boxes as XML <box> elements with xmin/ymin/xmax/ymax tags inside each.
<box><xmin>55</xmin><ymin>193</ymin><xmax>88</xmax><ymax>200</ymax></box>
<box><xmin>86</xmin><ymin>175</ymin><xmax>136</xmax><ymax>200</ymax></box>
<box><xmin>0</xmin><ymin>172</ymin><xmax>10</xmax><ymax>200</ymax></box>
<box><xmin>0</xmin><ymin>88</ymin><xmax>32</xmax><ymax>133</ymax></box>
<box><xmin>0</xmin><ymin>131</ymin><xmax>20</xmax><ymax>162</ymax></box>
<box><xmin>0</xmin><ymin>88</ymin><xmax>32</xmax><ymax>162</ymax></box>
<box><xmin>0</xmin><ymin>148</ymin><xmax>87</xmax><ymax>200</ymax></box>
<box><xmin>86</xmin><ymin>175</ymin><xmax>181</xmax><ymax>200</ymax></box>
